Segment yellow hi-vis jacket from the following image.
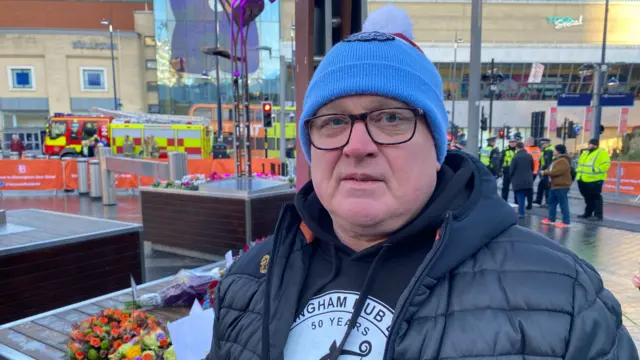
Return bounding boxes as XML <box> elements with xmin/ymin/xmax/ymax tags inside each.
<box><xmin>576</xmin><ymin>148</ymin><xmax>611</xmax><ymax>182</ymax></box>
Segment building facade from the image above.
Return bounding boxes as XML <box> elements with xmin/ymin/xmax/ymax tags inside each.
<box><xmin>0</xmin><ymin>0</ymin><xmax>156</xmax><ymax>153</ymax></box>
<box><xmin>152</xmin><ymin>0</ymin><xmax>282</xmax><ymax>116</ymax></box>
<box><xmin>279</xmin><ymin>0</ymin><xmax>640</xmax><ymax>149</ymax></box>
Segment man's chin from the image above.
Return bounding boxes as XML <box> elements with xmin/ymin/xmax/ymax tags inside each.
<box><xmin>333</xmin><ymin>201</ymin><xmax>388</xmax><ymax>226</ymax></box>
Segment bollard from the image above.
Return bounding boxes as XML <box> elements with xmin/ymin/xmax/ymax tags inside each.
<box><xmin>98</xmin><ymin>147</ymin><xmax>116</xmax><ymax>206</ymax></box>
<box><xmin>89</xmin><ymin>159</ymin><xmax>102</xmax><ymax>199</ymax></box>
<box><xmin>168</xmin><ymin>152</ymin><xmax>188</xmax><ymax>181</ymax></box>
<box><xmin>25</xmin><ymin>153</ymin><xmax>35</xmax><ymax>160</ymax></box>
<box><xmin>77</xmin><ymin>158</ymin><xmax>90</xmax><ymax>195</ymax></box>
<box><xmin>9</xmin><ymin>152</ymin><xmax>19</xmax><ymax>160</ymax></box>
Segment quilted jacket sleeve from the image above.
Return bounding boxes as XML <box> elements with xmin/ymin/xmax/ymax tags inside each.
<box><xmin>564</xmin><ymin>258</ymin><xmax>639</xmax><ymax>359</ymax></box>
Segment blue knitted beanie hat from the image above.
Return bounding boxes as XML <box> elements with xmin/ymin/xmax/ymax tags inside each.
<box><xmin>298</xmin><ymin>4</ymin><xmax>449</xmax><ymax>164</ymax></box>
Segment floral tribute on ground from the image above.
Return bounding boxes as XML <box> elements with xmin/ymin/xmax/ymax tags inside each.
<box><xmin>66</xmin><ymin>309</ymin><xmax>177</xmax><ymax>360</ymax></box>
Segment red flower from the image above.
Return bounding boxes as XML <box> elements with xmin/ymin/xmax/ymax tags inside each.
<box><xmin>75</xmin><ymin>351</ymin><xmax>85</xmax><ymax>359</ymax></box>
<box><xmin>90</xmin><ymin>338</ymin><xmax>101</xmax><ymax>348</ymax></box>
<box><xmin>98</xmin><ymin>317</ymin><xmax>109</xmax><ymax>325</ymax></box>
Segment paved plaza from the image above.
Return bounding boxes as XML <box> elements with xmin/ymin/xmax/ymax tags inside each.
<box><xmin>2</xmin><ymin>191</ymin><xmax>640</xmax><ymax>347</ymax></box>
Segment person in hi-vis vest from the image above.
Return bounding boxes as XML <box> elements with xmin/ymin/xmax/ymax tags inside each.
<box><xmin>576</xmin><ymin>139</ymin><xmax>611</xmax><ymax>221</ymax></box>
<box><xmin>523</xmin><ymin>137</ymin><xmax>540</xmax><ymax>209</ymax></box>
<box><xmin>500</xmin><ymin>137</ymin><xmax>517</xmax><ymax>202</ymax></box>
<box><xmin>479</xmin><ymin>137</ymin><xmax>500</xmax><ymax>177</ymax></box>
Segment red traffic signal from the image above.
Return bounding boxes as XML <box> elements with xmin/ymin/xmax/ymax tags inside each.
<box><xmin>498</xmin><ymin>130</ymin><xmax>505</xmax><ymax>138</ymax></box>
<box><xmin>263</xmin><ymin>103</ymin><xmax>272</xmax><ymax>112</ymax></box>
<box><xmin>261</xmin><ymin>101</ymin><xmax>273</xmax><ymax>128</ymax></box>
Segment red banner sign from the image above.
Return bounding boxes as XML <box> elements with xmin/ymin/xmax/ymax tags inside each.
<box><xmin>584</xmin><ymin>106</ymin><xmax>592</xmax><ymax>132</ymax></box>
<box><xmin>619</xmin><ymin>107</ymin><xmax>629</xmax><ymax>134</ymax></box>
<box><xmin>0</xmin><ymin>160</ymin><xmax>63</xmax><ymax>190</ymax></box>
<box><xmin>549</xmin><ymin>107</ymin><xmax>558</xmax><ymax>132</ymax></box>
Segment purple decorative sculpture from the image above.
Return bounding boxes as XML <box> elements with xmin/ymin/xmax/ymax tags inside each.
<box><xmin>169</xmin><ymin>0</ymin><xmax>259</xmax><ymax>75</ymax></box>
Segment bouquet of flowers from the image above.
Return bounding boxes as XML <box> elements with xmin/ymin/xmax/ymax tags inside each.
<box><xmin>208</xmin><ymin>172</ymin><xmax>232</xmax><ymax>181</ymax></box>
<box><xmin>66</xmin><ymin>309</ymin><xmax>177</xmax><ymax>360</ymax></box>
<box><xmin>130</xmin><ymin>269</ymin><xmax>224</xmax><ymax>309</ymax></box>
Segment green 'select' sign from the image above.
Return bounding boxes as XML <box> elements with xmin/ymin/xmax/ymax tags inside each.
<box><xmin>547</xmin><ymin>16</ymin><xmax>584</xmax><ymax>29</ymax></box>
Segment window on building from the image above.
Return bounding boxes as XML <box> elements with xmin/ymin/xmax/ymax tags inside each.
<box><xmin>8</xmin><ymin>66</ymin><xmax>35</xmax><ymax>90</ymax></box>
<box><xmin>148</xmin><ymin>104</ymin><xmax>160</xmax><ymax>113</ymax></box>
<box><xmin>144</xmin><ymin>36</ymin><xmax>157</xmax><ymax>47</ymax></box>
<box><xmin>80</xmin><ymin>67</ymin><xmax>107</xmax><ymax>91</ymax></box>
<box><xmin>147</xmin><ymin>81</ymin><xmax>158</xmax><ymax>92</ymax></box>
<box><xmin>146</xmin><ymin>60</ymin><xmax>157</xmax><ymax>70</ymax></box>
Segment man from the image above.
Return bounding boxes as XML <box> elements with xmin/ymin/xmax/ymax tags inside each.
<box><xmin>534</xmin><ymin>138</ymin><xmax>554</xmax><ymax>207</ymax></box>
<box><xmin>10</xmin><ymin>134</ymin><xmax>25</xmax><ymax>158</ymax></box>
<box><xmin>211</xmin><ymin>6</ymin><xmax>636</xmax><ymax>360</ymax></box>
<box><xmin>500</xmin><ymin>136</ymin><xmax>517</xmax><ymax>202</ymax></box>
<box><xmin>541</xmin><ymin>144</ymin><xmax>573</xmax><ymax>228</ymax></box>
<box><xmin>149</xmin><ymin>136</ymin><xmax>160</xmax><ymax>158</ymax></box>
<box><xmin>509</xmin><ymin>142</ymin><xmax>534</xmax><ymax>218</ymax></box>
<box><xmin>122</xmin><ymin>135</ymin><xmax>135</xmax><ymax>157</ymax></box>
<box><xmin>523</xmin><ymin>137</ymin><xmax>540</xmax><ymax>209</ymax></box>
<box><xmin>479</xmin><ymin>136</ymin><xmax>500</xmax><ymax>177</ymax></box>
<box><xmin>576</xmin><ymin>139</ymin><xmax>611</xmax><ymax>221</ymax></box>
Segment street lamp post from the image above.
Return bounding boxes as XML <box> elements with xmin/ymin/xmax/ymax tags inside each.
<box><xmin>451</xmin><ymin>34</ymin><xmax>463</xmax><ymax>137</ymax></box>
<box><xmin>213</xmin><ymin>0</ymin><xmax>223</xmax><ymax>142</ymax></box>
<box><xmin>101</xmin><ymin>18</ymin><xmax>118</xmax><ymax>110</ymax></box>
<box><xmin>591</xmin><ymin>0</ymin><xmax>610</xmax><ymax>141</ymax></box>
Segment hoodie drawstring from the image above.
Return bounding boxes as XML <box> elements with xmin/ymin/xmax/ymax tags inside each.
<box><xmin>326</xmin><ymin>243</ymin><xmax>392</xmax><ymax>360</ymax></box>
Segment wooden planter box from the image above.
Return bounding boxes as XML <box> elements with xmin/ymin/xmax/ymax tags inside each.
<box><xmin>141</xmin><ymin>178</ymin><xmax>295</xmax><ymax>257</ymax></box>
<box><xmin>0</xmin><ymin>210</ymin><xmax>143</xmax><ymax>325</ymax></box>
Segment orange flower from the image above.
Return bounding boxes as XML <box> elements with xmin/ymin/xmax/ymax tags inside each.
<box><xmin>159</xmin><ymin>338</ymin><xmax>169</xmax><ymax>348</ymax></box>
<box><xmin>103</xmin><ymin>309</ymin><xmax>112</xmax><ymax>316</ymax></box>
<box><xmin>142</xmin><ymin>353</ymin><xmax>155</xmax><ymax>360</ymax></box>
<box><xmin>93</xmin><ymin>326</ymin><xmax>105</xmax><ymax>335</ymax></box>
<box><xmin>114</xmin><ymin>310</ymin><xmax>123</xmax><ymax>318</ymax></box>
<box><xmin>98</xmin><ymin>317</ymin><xmax>109</xmax><ymax>325</ymax></box>
<box><xmin>75</xmin><ymin>352</ymin><xmax>85</xmax><ymax>359</ymax></box>
<box><xmin>113</xmin><ymin>340</ymin><xmax>123</xmax><ymax>350</ymax></box>
<box><xmin>110</xmin><ymin>321</ymin><xmax>119</xmax><ymax>329</ymax></box>
<box><xmin>111</xmin><ymin>328</ymin><xmax>120</xmax><ymax>337</ymax></box>
<box><xmin>123</xmin><ymin>335</ymin><xmax>131</xmax><ymax>343</ymax></box>
<box><xmin>90</xmin><ymin>338</ymin><xmax>101</xmax><ymax>348</ymax></box>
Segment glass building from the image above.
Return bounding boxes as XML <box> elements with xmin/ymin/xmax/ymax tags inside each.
<box><xmin>153</xmin><ymin>0</ymin><xmax>281</xmax><ymax>115</ymax></box>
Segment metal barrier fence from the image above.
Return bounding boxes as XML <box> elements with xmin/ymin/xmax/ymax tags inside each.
<box><xmin>96</xmin><ymin>148</ymin><xmax>188</xmax><ymax>206</ymax></box>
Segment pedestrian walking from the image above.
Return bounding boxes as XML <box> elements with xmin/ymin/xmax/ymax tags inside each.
<box><xmin>541</xmin><ymin>144</ymin><xmax>573</xmax><ymax>227</ymax></box>
<box><xmin>510</xmin><ymin>141</ymin><xmax>534</xmax><ymax>218</ymax></box>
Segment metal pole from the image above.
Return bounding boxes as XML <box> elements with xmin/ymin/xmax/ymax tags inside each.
<box><xmin>562</xmin><ymin>118</ymin><xmax>568</xmax><ymax>146</ymax></box>
<box><xmin>488</xmin><ymin>58</ymin><xmax>495</xmax><ymax>137</ymax></box>
<box><xmin>109</xmin><ymin>23</ymin><xmax>118</xmax><ymax>110</ymax></box>
<box><xmin>214</xmin><ymin>0</ymin><xmax>223</xmax><ymax>141</ymax></box>
<box><xmin>592</xmin><ymin>0</ymin><xmax>609</xmax><ymax>141</ymax></box>
<box><xmin>98</xmin><ymin>147</ymin><xmax>116</xmax><ymax>206</ymax></box>
<box><xmin>466</xmin><ymin>0</ymin><xmax>483</xmax><ymax>156</ymax></box>
<box><xmin>279</xmin><ymin>55</ymin><xmax>287</xmax><ymax>170</ymax></box>
<box><xmin>451</xmin><ymin>33</ymin><xmax>458</xmax><ymax>134</ymax></box>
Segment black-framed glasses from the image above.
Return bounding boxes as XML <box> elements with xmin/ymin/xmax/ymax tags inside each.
<box><xmin>304</xmin><ymin>107</ymin><xmax>423</xmax><ymax>150</ymax></box>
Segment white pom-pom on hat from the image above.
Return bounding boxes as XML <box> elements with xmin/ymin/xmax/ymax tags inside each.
<box><xmin>362</xmin><ymin>4</ymin><xmax>414</xmax><ymax>40</ymax></box>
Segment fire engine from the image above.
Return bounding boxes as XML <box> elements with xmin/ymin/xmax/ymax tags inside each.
<box><xmin>43</xmin><ymin>109</ymin><xmax>213</xmax><ymax>159</ymax></box>
<box><xmin>44</xmin><ymin>113</ymin><xmax>112</xmax><ymax>157</ymax></box>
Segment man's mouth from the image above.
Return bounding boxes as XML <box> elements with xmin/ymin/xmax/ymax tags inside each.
<box><xmin>342</xmin><ymin>173</ymin><xmax>382</xmax><ymax>182</ymax></box>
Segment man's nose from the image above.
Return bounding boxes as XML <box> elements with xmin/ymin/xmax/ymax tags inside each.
<box><xmin>342</xmin><ymin>121</ymin><xmax>377</xmax><ymax>157</ymax></box>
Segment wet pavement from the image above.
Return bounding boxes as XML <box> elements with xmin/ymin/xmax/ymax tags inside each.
<box><xmin>2</xmin><ymin>191</ymin><xmax>640</xmax><ymax>346</ymax></box>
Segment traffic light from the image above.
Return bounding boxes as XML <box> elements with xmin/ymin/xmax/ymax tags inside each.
<box><xmin>505</xmin><ymin>126</ymin><xmax>512</xmax><ymax>139</ymax></box>
<box><xmin>261</xmin><ymin>101</ymin><xmax>273</xmax><ymax>128</ymax></box>
<box><xmin>498</xmin><ymin>129</ymin><xmax>505</xmax><ymax>139</ymax></box>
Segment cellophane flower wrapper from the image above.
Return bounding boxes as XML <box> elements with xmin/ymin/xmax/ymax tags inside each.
<box><xmin>155</xmin><ymin>269</ymin><xmax>222</xmax><ymax>307</ymax></box>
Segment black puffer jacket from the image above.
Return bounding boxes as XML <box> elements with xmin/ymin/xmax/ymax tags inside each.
<box><xmin>211</xmin><ymin>152</ymin><xmax>637</xmax><ymax>359</ymax></box>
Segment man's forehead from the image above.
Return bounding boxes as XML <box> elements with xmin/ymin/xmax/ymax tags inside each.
<box><xmin>317</xmin><ymin>95</ymin><xmax>408</xmax><ymax>115</ymax></box>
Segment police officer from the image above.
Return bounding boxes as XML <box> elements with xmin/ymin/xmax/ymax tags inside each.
<box><xmin>535</xmin><ymin>138</ymin><xmax>554</xmax><ymax>207</ymax></box>
<box><xmin>576</xmin><ymin>139</ymin><xmax>611</xmax><ymax>221</ymax></box>
<box><xmin>500</xmin><ymin>137</ymin><xmax>517</xmax><ymax>202</ymax></box>
<box><xmin>480</xmin><ymin>137</ymin><xmax>500</xmax><ymax>177</ymax></box>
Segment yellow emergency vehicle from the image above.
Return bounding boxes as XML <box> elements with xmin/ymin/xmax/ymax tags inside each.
<box><xmin>92</xmin><ymin>108</ymin><xmax>213</xmax><ymax>159</ymax></box>
<box><xmin>188</xmin><ymin>104</ymin><xmax>297</xmax><ymax>159</ymax></box>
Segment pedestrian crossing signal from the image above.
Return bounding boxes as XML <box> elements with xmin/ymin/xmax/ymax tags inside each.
<box><xmin>262</xmin><ymin>101</ymin><xmax>273</xmax><ymax>128</ymax></box>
